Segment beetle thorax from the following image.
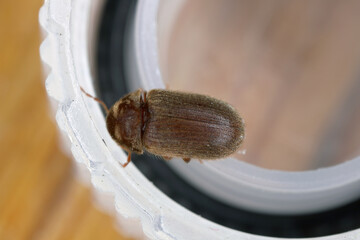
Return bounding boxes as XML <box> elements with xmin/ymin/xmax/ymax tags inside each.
<box><xmin>106</xmin><ymin>91</ymin><xmax>143</xmax><ymax>154</ymax></box>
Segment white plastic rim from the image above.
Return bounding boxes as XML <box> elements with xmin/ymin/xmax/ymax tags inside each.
<box><xmin>39</xmin><ymin>0</ymin><xmax>360</xmax><ymax>239</ymax></box>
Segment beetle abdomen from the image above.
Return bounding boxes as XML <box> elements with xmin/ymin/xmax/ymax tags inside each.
<box><xmin>143</xmin><ymin>89</ymin><xmax>245</xmax><ymax>159</ymax></box>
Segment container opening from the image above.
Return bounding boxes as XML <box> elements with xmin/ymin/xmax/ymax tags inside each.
<box><xmin>96</xmin><ymin>0</ymin><xmax>360</xmax><ymax>237</ymax></box>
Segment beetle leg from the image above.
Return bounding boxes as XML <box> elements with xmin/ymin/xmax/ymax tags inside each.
<box><xmin>120</xmin><ymin>152</ymin><xmax>132</xmax><ymax>168</ymax></box>
<box><xmin>183</xmin><ymin>158</ymin><xmax>191</xmax><ymax>163</ymax></box>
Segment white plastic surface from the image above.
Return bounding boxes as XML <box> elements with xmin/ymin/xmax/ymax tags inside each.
<box><xmin>39</xmin><ymin>0</ymin><xmax>360</xmax><ymax>239</ymax></box>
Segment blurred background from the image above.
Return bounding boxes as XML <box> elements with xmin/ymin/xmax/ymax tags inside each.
<box><xmin>0</xmin><ymin>1</ymin><xmax>131</xmax><ymax>239</ymax></box>
<box><xmin>162</xmin><ymin>0</ymin><xmax>360</xmax><ymax>171</ymax></box>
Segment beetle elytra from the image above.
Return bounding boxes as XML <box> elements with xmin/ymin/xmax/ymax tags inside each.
<box><xmin>81</xmin><ymin>87</ymin><xmax>245</xmax><ymax>167</ymax></box>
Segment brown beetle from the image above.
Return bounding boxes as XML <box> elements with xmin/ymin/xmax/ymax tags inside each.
<box><xmin>81</xmin><ymin>87</ymin><xmax>245</xmax><ymax>167</ymax></box>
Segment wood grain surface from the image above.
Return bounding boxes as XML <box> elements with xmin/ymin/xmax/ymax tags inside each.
<box><xmin>0</xmin><ymin>1</ymin><xmax>132</xmax><ymax>239</ymax></box>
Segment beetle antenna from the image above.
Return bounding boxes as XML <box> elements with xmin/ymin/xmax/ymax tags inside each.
<box><xmin>80</xmin><ymin>87</ymin><xmax>109</xmax><ymax>114</ymax></box>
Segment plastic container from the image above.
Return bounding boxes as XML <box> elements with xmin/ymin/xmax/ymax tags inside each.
<box><xmin>39</xmin><ymin>0</ymin><xmax>360</xmax><ymax>239</ymax></box>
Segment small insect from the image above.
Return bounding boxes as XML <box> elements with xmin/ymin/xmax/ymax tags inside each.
<box><xmin>81</xmin><ymin>87</ymin><xmax>245</xmax><ymax>167</ymax></box>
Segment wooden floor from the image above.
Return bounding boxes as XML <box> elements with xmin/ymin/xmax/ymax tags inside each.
<box><xmin>0</xmin><ymin>1</ymin><xmax>132</xmax><ymax>240</ymax></box>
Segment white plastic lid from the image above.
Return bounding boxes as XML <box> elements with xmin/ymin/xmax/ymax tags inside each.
<box><xmin>39</xmin><ymin>0</ymin><xmax>360</xmax><ymax>239</ymax></box>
